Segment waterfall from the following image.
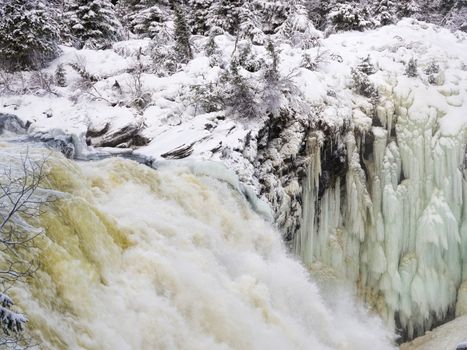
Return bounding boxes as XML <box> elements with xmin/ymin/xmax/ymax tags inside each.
<box><xmin>293</xmin><ymin>75</ymin><xmax>467</xmax><ymax>339</ymax></box>
<box><xmin>0</xmin><ymin>139</ymin><xmax>395</xmax><ymax>350</ymax></box>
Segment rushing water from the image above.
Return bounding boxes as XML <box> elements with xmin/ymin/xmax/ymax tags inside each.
<box><xmin>0</xmin><ymin>140</ymin><xmax>395</xmax><ymax>350</ymax></box>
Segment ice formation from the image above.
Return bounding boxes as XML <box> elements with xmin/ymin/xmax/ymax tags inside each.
<box><xmin>293</xmin><ymin>24</ymin><xmax>467</xmax><ymax>339</ymax></box>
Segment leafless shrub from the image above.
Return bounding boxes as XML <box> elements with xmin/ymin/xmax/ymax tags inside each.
<box><xmin>29</xmin><ymin>71</ymin><xmax>55</xmax><ymax>95</ymax></box>
<box><xmin>301</xmin><ymin>48</ymin><xmax>331</xmax><ymax>71</ymax></box>
<box><xmin>0</xmin><ymin>150</ymin><xmax>52</xmax><ymax>349</ymax></box>
<box><xmin>127</xmin><ymin>48</ymin><xmax>151</xmax><ymax>110</ymax></box>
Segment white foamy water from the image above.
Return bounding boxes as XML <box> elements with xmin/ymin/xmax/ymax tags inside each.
<box><xmin>1</xmin><ymin>142</ymin><xmax>395</xmax><ymax>349</ymax></box>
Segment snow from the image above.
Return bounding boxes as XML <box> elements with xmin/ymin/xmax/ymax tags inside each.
<box><xmin>1</xmin><ymin>18</ymin><xmax>465</xmax><ymax>163</ymax></box>
<box><xmin>401</xmin><ymin>315</ymin><xmax>467</xmax><ymax>350</ymax></box>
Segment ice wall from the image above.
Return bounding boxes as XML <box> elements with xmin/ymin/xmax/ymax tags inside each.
<box><xmin>294</xmin><ymin>76</ymin><xmax>467</xmax><ymax>338</ymax></box>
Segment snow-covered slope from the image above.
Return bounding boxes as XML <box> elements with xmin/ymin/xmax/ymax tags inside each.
<box><xmin>401</xmin><ymin>315</ymin><xmax>467</xmax><ymax>350</ymax></box>
<box><xmin>1</xmin><ymin>18</ymin><xmax>467</xmax><ymax>339</ymax></box>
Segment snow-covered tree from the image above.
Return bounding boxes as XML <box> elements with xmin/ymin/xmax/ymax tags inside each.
<box><xmin>327</xmin><ymin>2</ymin><xmax>376</xmax><ymax>32</ymax></box>
<box><xmin>357</xmin><ymin>55</ymin><xmax>377</xmax><ymax>75</ymax></box>
<box><xmin>55</xmin><ymin>63</ymin><xmax>67</xmax><ymax>87</ymax></box>
<box><xmin>441</xmin><ymin>0</ymin><xmax>467</xmax><ymax>31</ymax></box>
<box><xmin>207</xmin><ymin>0</ymin><xmax>245</xmax><ymax>34</ymax></box>
<box><xmin>372</xmin><ymin>0</ymin><xmax>397</xmax><ymax>26</ymax></box>
<box><xmin>0</xmin><ymin>293</ymin><xmax>27</xmax><ymax>336</ymax></box>
<box><xmin>405</xmin><ymin>57</ymin><xmax>418</xmax><ymax>77</ymax></box>
<box><xmin>188</xmin><ymin>0</ymin><xmax>213</xmax><ymax>35</ymax></box>
<box><xmin>224</xmin><ymin>59</ymin><xmax>260</xmax><ymax>119</ymax></box>
<box><xmin>396</xmin><ymin>0</ymin><xmax>422</xmax><ymax>18</ymax></box>
<box><xmin>0</xmin><ymin>0</ymin><xmax>61</xmax><ymax>71</ymax></box>
<box><xmin>172</xmin><ymin>0</ymin><xmax>193</xmax><ymax>62</ymax></box>
<box><xmin>276</xmin><ymin>4</ymin><xmax>322</xmax><ymax>49</ymax></box>
<box><xmin>255</xmin><ymin>0</ymin><xmax>291</xmax><ymax>34</ymax></box>
<box><xmin>117</xmin><ymin>0</ymin><xmax>172</xmax><ymax>39</ymax></box>
<box><xmin>261</xmin><ymin>40</ymin><xmax>283</xmax><ymax>117</ymax></box>
<box><xmin>232</xmin><ymin>39</ymin><xmax>264</xmax><ymax>72</ymax></box>
<box><xmin>305</xmin><ymin>0</ymin><xmax>333</xmax><ymax>30</ymax></box>
<box><xmin>351</xmin><ymin>58</ymin><xmax>379</xmax><ymax>99</ymax></box>
<box><xmin>67</xmin><ymin>0</ymin><xmax>122</xmax><ymax>49</ymax></box>
<box><xmin>238</xmin><ymin>9</ymin><xmax>265</xmax><ymax>44</ymax></box>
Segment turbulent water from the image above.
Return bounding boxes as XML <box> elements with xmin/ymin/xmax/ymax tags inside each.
<box><xmin>0</xmin><ymin>140</ymin><xmax>395</xmax><ymax>350</ymax></box>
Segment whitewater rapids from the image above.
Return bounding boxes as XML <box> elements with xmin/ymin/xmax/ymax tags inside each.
<box><xmin>2</xmin><ymin>142</ymin><xmax>395</xmax><ymax>350</ymax></box>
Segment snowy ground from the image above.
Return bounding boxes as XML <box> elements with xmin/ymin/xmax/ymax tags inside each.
<box><xmin>0</xmin><ymin>19</ymin><xmax>465</xmax><ymax>188</ymax></box>
<box><xmin>401</xmin><ymin>315</ymin><xmax>467</xmax><ymax>350</ymax></box>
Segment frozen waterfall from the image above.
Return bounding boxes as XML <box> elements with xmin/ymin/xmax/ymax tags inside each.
<box><xmin>293</xmin><ymin>73</ymin><xmax>467</xmax><ymax>339</ymax></box>
<box><xmin>0</xmin><ymin>140</ymin><xmax>395</xmax><ymax>350</ymax></box>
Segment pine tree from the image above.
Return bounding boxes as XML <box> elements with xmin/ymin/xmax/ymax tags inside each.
<box><xmin>373</xmin><ymin>0</ymin><xmax>397</xmax><ymax>26</ymax></box>
<box><xmin>0</xmin><ymin>0</ymin><xmax>61</xmax><ymax>71</ymax></box>
<box><xmin>357</xmin><ymin>55</ymin><xmax>377</xmax><ymax>75</ymax></box>
<box><xmin>255</xmin><ymin>0</ymin><xmax>291</xmax><ymax>34</ymax></box>
<box><xmin>276</xmin><ymin>4</ymin><xmax>321</xmax><ymax>49</ymax></box>
<box><xmin>224</xmin><ymin>60</ymin><xmax>259</xmax><ymax>119</ymax></box>
<box><xmin>172</xmin><ymin>0</ymin><xmax>193</xmax><ymax>62</ymax></box>
<box><xmin>207</xmin><ymin>0</ymin><xmax>245</xmax><ymax>35</ymax></box>
<box><xmin>261</xmin><ymin>40</ymin><xmax>283</xmax><ymax>117</ymax></box>
<box><xmin>327</xmin><ymin>2</ymin><xmax>376</xmax><ymax>32</ymax></box>
<box><xmin>67</xmin><ymin>0</ymin><xmax>122</xmax><ymax>49</ymax></box>
<box><xmin>396</xmin><ymin>0</ymin><xmax>421</xmax><ymax>18</ymax></box>
<box><xmin>306</xmin><ymin>0</ymin><xmax>333</xmax><ymax>30</ymax></box>
<box><xmin>405</xmin><ymin>57</ymin><xmax>418</xmax><ymax>77</ymax></box>
<box><xmin>118</xmin><ymin>0</ymin><xmax>172</xmax><ymax>39</ymax></box>
<box><xmin>189</xmin><ymin>0</ymin><xmax>213</xmax><ymax>35</ymax></box>
<box><xmin>55</xmin><ymin>64</ymin><xmax>67</xmax><ymax>87</ymax></box>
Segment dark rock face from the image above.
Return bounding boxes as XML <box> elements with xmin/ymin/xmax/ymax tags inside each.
<box><xmin>161</xmin><ymin>142</ymin><xmax>194</xmax><ymax>159</ymax></box>
<box><xmin>44</xmin><ymin>137</ymin><xmax>76</xmax><ymax>159</ymax></box>
<box><xmin>90</xmin><ymin>124</ymin><xmax>150</xmax><ymax>148</ymax></box>
<box><xmin>0</xmin><ymin>114</ymin><xmax>28</xmax><ymax>134</ymax></box>
<box><xmin>86</xmin><ymin>122</ymin><xmax>110</xmax><ymax>139</ymax></box>
<box><xmin>245</xmin><ymin>110</ymin><xmax>312</xmax><ymax>242</ymax></box>
<box><xmin>316</xmin><ymin>125</ymin><xmax>348</xmax><ymax>199</ymax></box>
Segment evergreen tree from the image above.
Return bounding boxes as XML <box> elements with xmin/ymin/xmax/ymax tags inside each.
<box><xmin>207</xmin><ymin>0</ymin><xmax>245</xmax><ymax>35</ymax></box>
<box><xmin>189</xmin><ymin>0</ymin><xmax>213</xmax><ymax>35</ymax></box>
<box><xmin>373</xmin><ymin>0</ymin><xmax>397</xmax><ymax>26</ymax></box>
<box><xmin>55</xmin><ymin>64</ymin><xmax>67</xmax><ymax>87</ymax></box>
<box><xmin>0</xmin><ymin>0</ymin><xmax>61</xmax><ymax>71</ymax></box>
<box><xmin>118</xmin><ymin>0</ymin><xmax>171</xmax><ymax>39</ymax></box>
<box><xmin>357</xmin><ymin>55</ymin><xmax>377</xmax><ymax>75</ymax></box>
<box><xmin>255</xmin><ymin>0</ymin><xmax>291</xmax><ymax>34</ymax></box>
<box><xmin>405</xmin><ymin>57</ymin><xmax>418</xmax><ymax>77</ymax></box>
<box><xmin>327</xmin><ymin>2</ymin><xmax>376</xmax><ymax>32</ymax></box>
<box><xmin>224</xmin><ymin>60</ymin><xmax>259</xmax><ymax>119</ymax></box>
<box><xmin>276</xmin><ymin>4</ymin><xmax>321</xmax><ymax>49</ymax></box>
<box><xmin>0</xmin><ymin>293</ymin><xmax>27</xmax><ymax>336</ymax></box>
<box><xmin>172</xmin><ymin>0</ymin><xmax>193</xmax><ymax>62</ymax></box>
<box><xmin>67</xmin><ymin>0</ymin><xmax>122</xmax><ymax>49</ymax></box>
<box><xmin>261</xmin><ymin>40</ymin><xmax>283</xmax><ymax>117</ymax></box>
<box><xmin>305</xmin><ymin>0</ymin><xmax>333</xmax><ymax>30</ymax></box>
<box><xmin>396</xmin><ymin>0</ymin><xmax>421</xmax><ymax>18</ymax></box>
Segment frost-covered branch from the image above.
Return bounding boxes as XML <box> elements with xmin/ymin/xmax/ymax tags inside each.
<box><xmin>0</xmin><ymin>150</ymin><xmax>51</xmax><ymax>349</ymax></box>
